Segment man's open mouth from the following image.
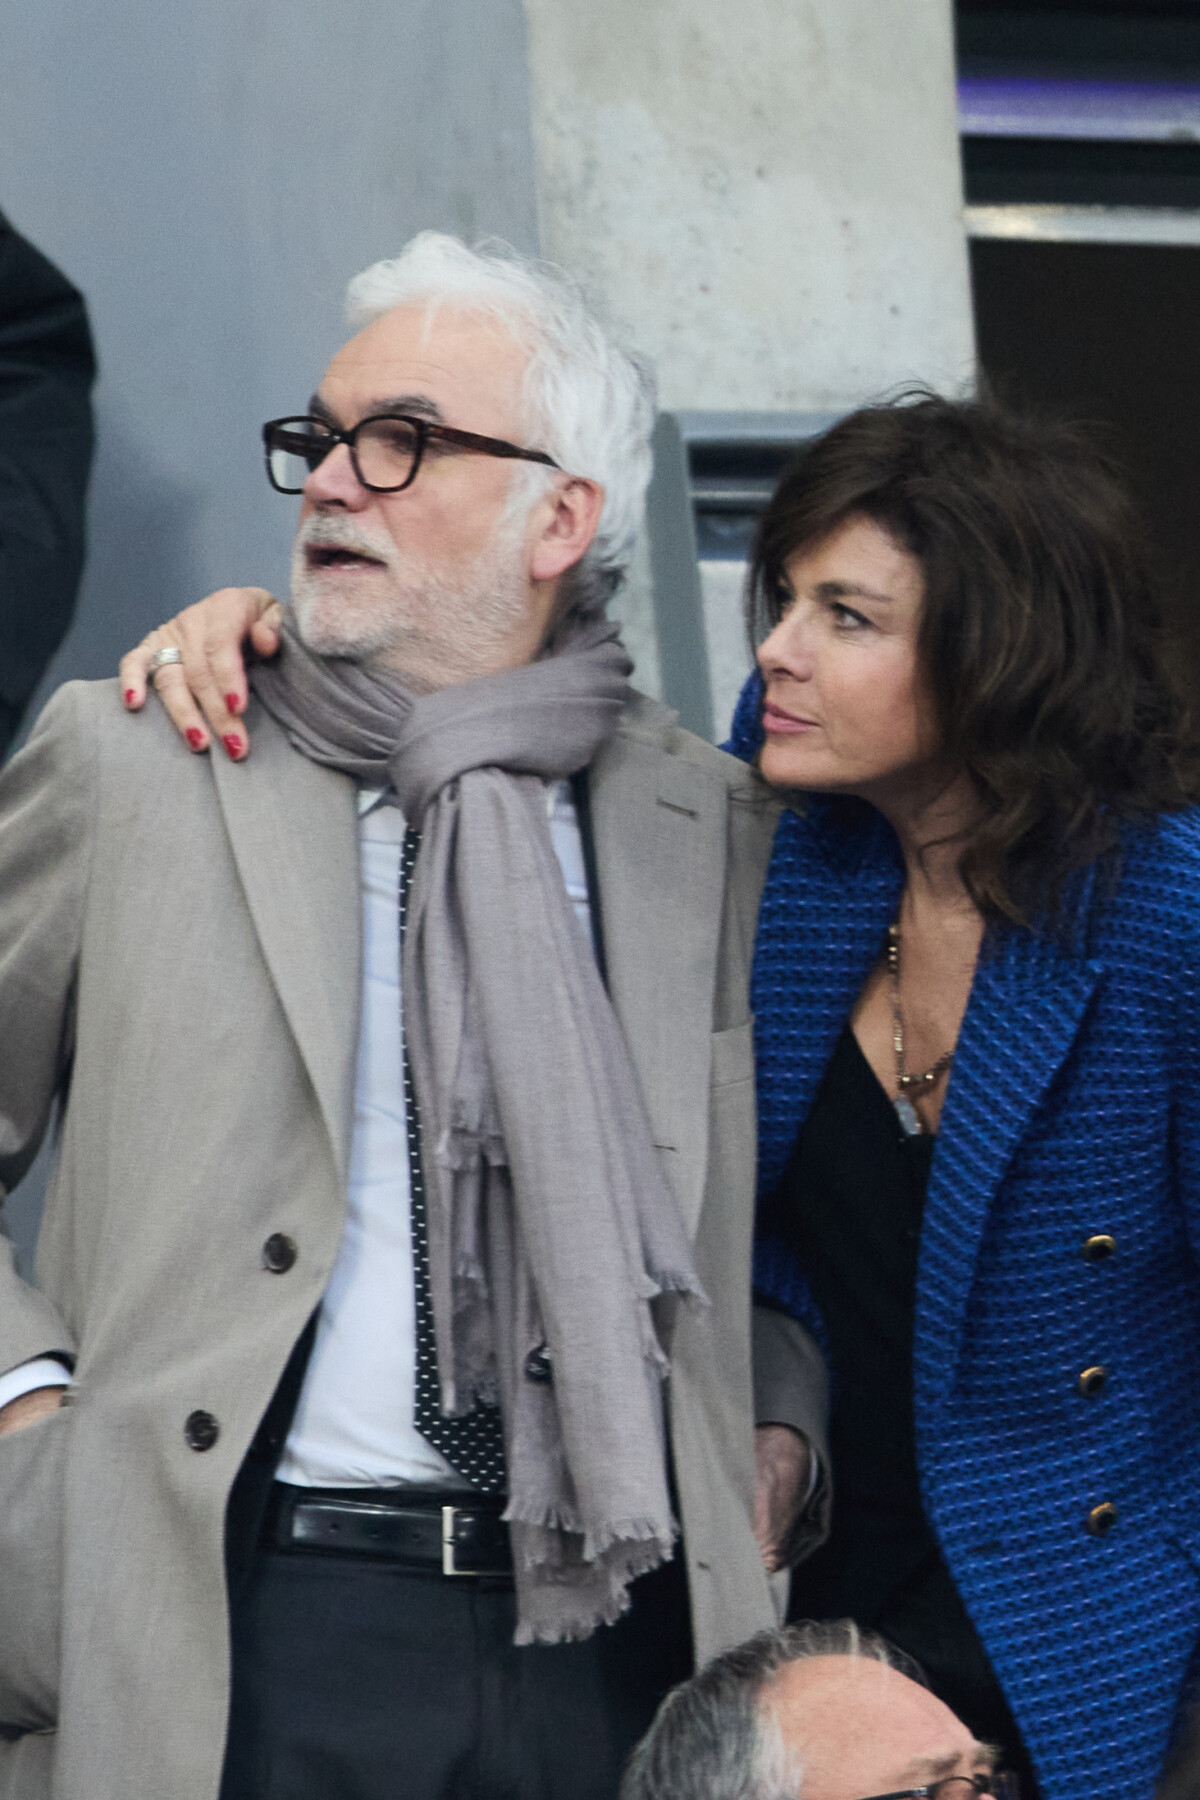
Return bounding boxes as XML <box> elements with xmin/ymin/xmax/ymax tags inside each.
<box><xmin>306</xmin><ymin>544</ymin><xmax>387</xmax><ymax>572</ymax></box>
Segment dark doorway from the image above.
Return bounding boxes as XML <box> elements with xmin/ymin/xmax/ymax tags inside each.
<box><xmin>971</xmin><ymin>236</ymin><xmax>1200</xmax><ymax>685</ymax></box>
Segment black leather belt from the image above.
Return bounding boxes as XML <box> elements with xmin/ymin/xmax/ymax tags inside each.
<box><xmin>265</xmin><ymin>1482</ymin><xmax>514</xmax><ymax>1578</ymax></box>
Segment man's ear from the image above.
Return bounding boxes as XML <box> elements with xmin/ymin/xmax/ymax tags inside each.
<box><xmin>528</xmin><ymin>477</ymin><xmax>605</xmax><ymax>584</ymax></box>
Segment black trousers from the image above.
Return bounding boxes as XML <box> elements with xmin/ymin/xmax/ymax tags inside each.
<box><xmin>219</xmin><ymin>1537</ymin><xmax>692</xmax><ymax>1800</ymax></box>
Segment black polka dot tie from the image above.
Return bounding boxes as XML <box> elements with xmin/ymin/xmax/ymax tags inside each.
<box><xmin>399</xmin><ymin>826</ymin><xmax>507</xmax><ymax>1494</ymax></box>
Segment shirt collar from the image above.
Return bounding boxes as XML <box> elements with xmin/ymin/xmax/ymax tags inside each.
<box><xmin>357</xmin><ymin>785</ymin><xmax>391</xmax><ymax>817</ymax></box>
<box><xmin>356</xmin><ymin>779</ymin><xmax>571</xmax><ymax>820</ymax></box>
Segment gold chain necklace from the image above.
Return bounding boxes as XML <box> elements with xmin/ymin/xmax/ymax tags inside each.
<box><xmin>887</xmin><ymin>922</ymin><xmax>953</xmax><ymax>1138</ymax></box>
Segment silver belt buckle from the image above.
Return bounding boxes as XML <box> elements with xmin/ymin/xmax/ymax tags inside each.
<box><xmin>442</xmin><ymin>1504</ymin><xmax>468</xmax><ymax>1576</ymax></box>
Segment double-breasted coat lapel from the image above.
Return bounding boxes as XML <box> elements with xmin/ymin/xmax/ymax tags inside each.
<box><xmin>210</xmin><ymin>706</ymin><xmax>362</xmax><ymax>1187</ymax></box>
<box><xmin>757</xmin><ymin>805</ymin><xmax>1104</xmax><ymax>1408</ymax></box>
<box><xmin>919</xmin><ymin>924</ymin><xmax>1103</xmax><ymax>1416</ymax></box>
<box><xmin>585</xmin><ymin>698</ymin><xmax>730</xmax><ymax>1239</ymax></box>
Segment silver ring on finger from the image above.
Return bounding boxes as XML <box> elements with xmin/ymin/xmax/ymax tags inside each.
<box><xmin>148</xmin><ymin>646</ymin><xmax>183</xmax><ymax>678</ymax></box>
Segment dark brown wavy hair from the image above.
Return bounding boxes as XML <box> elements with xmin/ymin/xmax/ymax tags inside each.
<box><xmin>749</xmin><ymin>390</ymin><xmax>1200</xmax><ymax>927</ymax></box>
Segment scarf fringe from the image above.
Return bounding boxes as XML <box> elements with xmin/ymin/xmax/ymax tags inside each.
<box><xmin>512</xmin><ymin>1590</ymin><xmax>632</xmax><ymax>1646</ymax></box>
<box><xmin>509</xmin><ymin>1527</ymin><xmax>675</xmax><ymax>1645</ymax></box>
<box><xmin>505</xmin><ymin>1499</ymin><xmax>678</xmax><ymax>1565</ymax></box>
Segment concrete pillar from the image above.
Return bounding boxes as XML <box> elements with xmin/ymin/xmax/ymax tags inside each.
<box><xmin>523</xmin><ymin>0</ymin><xmax>974</xmax><ymax>410</ymax></box>
<box><xmin>522</xmin><ymin>0</ymin><xmax>976</xmax><ymax>710</ymax></box>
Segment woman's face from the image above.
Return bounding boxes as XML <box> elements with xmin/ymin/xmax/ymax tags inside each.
<box><xmin>756</xmin><ymin>512</ymin><xmax>942</xmax><ymax>805</ymax></box>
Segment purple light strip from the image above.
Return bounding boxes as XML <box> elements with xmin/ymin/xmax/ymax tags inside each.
<box><xmin>959</xmin><ymin>75</ymin><xmax>1200</xmax><ymax>142</ymax></box>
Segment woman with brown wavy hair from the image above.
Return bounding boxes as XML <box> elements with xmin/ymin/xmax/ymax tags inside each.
<box><xmin>724</xmin><ymin>392</ymin><xmax>1200</xmax><ymax>1800</ymax></box>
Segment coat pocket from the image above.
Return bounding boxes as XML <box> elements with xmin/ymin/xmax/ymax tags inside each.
<box><xmin>0</xmin><ymin>1408</ymin><xmax>66</xmax><ymax>1734</ymax></box>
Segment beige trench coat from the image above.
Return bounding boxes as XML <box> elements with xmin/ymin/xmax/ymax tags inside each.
<box><xmin>0</xmin><ymin>680</ymin><xmax>827</xmax><ymax>1800</ymax></box>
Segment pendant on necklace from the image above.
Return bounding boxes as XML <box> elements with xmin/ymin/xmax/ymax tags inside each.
<box><xmin>894</xmin><ymin>1094</ymin><xmax>924</xmax><ymax>1137</ymax></box>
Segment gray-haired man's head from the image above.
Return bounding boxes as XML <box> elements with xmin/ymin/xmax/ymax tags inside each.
<box><xmin>620</xmin><ymin>1621</ymin><xmax>1000</xmax><ymax>1800</ymax></box>
<box><xmin>286</xmin><ymin>232</ymin><xmax>655</xmax><ymax>692</ymax></box>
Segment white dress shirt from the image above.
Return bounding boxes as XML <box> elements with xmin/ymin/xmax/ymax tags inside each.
<box><xmin>278</xmin><ymin>780</ymin><xmax>591</xmax><ymax>1487</ymax></box>
<box><xmin>0</xmin><ymin>1353</ymin><xmax>72</xmax><ymax>1412</ymax></box>
<box><xmin>0</xmin><ymin>782</ymin><xmax>593</xmax><ymax>1465</ymax></box>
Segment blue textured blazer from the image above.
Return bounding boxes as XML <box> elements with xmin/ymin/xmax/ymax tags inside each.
<box><xmin>727</xmin><ymin>675</ymin><xmax>1200</xmax><ymax>1800</ymax></box>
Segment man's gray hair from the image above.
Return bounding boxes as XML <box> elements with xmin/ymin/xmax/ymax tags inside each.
<box><xmin>345</xmin><ymin>232</ymin><xmax>657</xmax><ymax>624</ymax></box>
<box><xmin>620</xmin><ymin>1620</ymin><xmax>928</xmax><ymax>1800</ymax></box>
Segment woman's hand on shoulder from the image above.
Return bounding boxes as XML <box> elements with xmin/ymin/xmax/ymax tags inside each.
<box><xmin>119</xmin><ymin>587</ymin><xmax>283</xmax><ymax>760</ymax></box>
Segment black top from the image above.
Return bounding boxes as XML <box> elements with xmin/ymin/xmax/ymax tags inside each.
<box><xmin>769</xmin><ymin>1025</ymin><xmax>1036</xmax><ymax>1786</ymax></box>
<box><xmin>771</xmin><ymin>1021</ymin><xmax>938</xmax><ymax>1623</ymax></box>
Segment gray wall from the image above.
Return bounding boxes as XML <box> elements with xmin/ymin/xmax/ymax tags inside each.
<box><xmin>0</xmin><ymin>0</ymin><xmax>539</xmax><ymax>722</ymax></box>
<box><xmin>0</xmin><ymin>0</ymin><xmax>540</xmax><ymax>1268</ymax></box>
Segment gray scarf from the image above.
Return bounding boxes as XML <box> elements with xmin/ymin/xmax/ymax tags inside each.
<box><xmin>251</xmin><ymin>615</ymin><xmax>705</xmax><ymax>1643</ymax></box>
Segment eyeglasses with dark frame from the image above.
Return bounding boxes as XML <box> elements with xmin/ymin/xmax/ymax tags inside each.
<box><xmin>856</xmin><ymin>1774</ymin><xmax>1020</xmax><ymax>1800</ymax></box>
<box><xmin>261</xmin><ymin>412</ymin><xmax>560</xmax><ymax>496</ymax></box>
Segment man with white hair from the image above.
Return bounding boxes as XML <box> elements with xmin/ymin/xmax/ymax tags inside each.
<box><xmin>620</xmin><ymin>1622</ymin><xmax>1015</xmax><ymax>1800</ymax></box>
<box><xmin>0</xmin><ymin>234</ymin><xmax>826</xmax><ymax>1800</ymax></box>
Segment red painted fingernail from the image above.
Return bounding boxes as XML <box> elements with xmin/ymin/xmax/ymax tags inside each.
<box><xmin>225</xmin><ymin>692</ymin><xmax>242</xmax><ymax>716</ymax></box>
<box><xmin>223</xmin><ymin>735</ymin><xmax>244</xmax><ymax>760</ymax></box>
<box><xmin>123</xmin><ymin>689</ymin><xmax>137</xmax><ymax>706</ymax></box>
<box><xmin>186</xmin><ymin>729</ymin><xmax>205</xmax><ymax>750</ymax></box>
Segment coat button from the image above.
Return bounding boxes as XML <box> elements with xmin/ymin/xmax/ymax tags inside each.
<box><xmin>1078</xmin><ymin>1365</ymin><xmax>1107</xmax><ymax>1398</ymax></box>
<box><xmin>524</xmin><ymin>1344</ymin><xmax>553</xmax><ymax>1385</ymax></box>
<box><xmin>184</xmin><ymin>1410</ymin><xmax>219</xmax><ymax>1452</ymax></box>
<box><xmin>1081</xmin><ymin>1234</ymin><xmax>1116</xmax><ymax>1262</ymax></box>
<box><xmin>1086</xmin><ymin>1501</ymin><xmax>1118</xmax><ymax>1537</ymax></box>
<box><xmin>262</xmin><ymin>1233</ymin><xmax>297</xmax><ymax>1274</ymax></box>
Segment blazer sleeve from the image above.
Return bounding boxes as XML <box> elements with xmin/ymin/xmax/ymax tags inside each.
<box><xmin>0</xmin><ymin>213</ymin><xmax>96</xmax><ymax>736</ymax></box>
<box><xmin>0</xmin><ymin>681</ymin><xmax>96</xmax><ymax>1370</ymax></box>
<box><xmin>752</xmin><ymin>1300</ymin><xmax>832</xmax><ymax>1564</ymax></box>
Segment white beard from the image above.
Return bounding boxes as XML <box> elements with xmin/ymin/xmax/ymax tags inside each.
<box><xmin>290</xmin><ymin>509</ymin><xmax>535</xmax><ymax>687</ymax></box>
